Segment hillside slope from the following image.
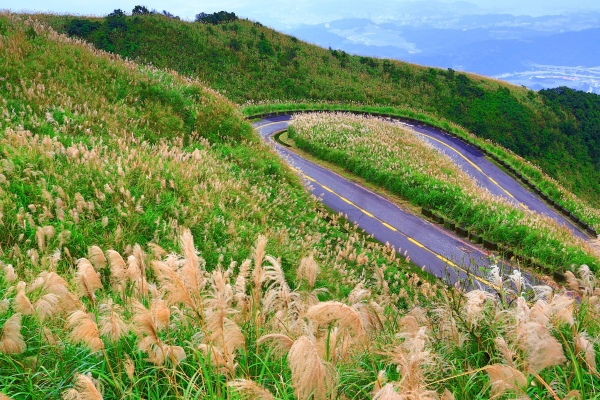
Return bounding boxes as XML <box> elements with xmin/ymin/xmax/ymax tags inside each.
<box><xmin>0</xmin><ymin>12</ymin><xmax>420</xmax><ymax>307</ymax></box>
<box><xmin>43</xmin><ymin>11</ymin><xmax>600</xmax><ymax>205</ymax></box>
<box><xmin>1</xmin><ymin>13</ymin><xmax>600</xmax><ymax>399</ymax></box>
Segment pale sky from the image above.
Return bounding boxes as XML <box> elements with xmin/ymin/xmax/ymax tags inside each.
<box><xmin>7</xmin><ymin>0</ymin><xmax>600</xmax><ymax>29</ymax></box>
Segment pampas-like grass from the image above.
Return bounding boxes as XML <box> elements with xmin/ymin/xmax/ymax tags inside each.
<box><xmin>132</xmin><ymin>299</ymin><xmax>184</xmax><ymax>365</ymax></box>
<box><xmin>14</xmin><ymin>282</ymin><xmax>34</xmax><ymax>315</ymax></box>
<box><xmin>180</xmin><ymin>228</ymin><xmax>204</xmax><ymax>295</ymax></box>
<box><xmin>464</xmin><ymin>290</ymin><xmax>495</xmax><ymax>328</ymax></box>
<box><xmin>575</xmin><ymin>332</ymin><xmax>597</xmax><ymax>373</ymax></box>
<box><xmin>62</xmin><ymin>373</ymin><xmax>103</xmax><ymax>400</ymax></box>
<box><xmin>261</xmin><ymin>255</ymin><xmax>303</xmax><ymax>331</ymax></box>
<box><xmin>372</xmin><ymin>370</ymin><xmax>388</xmax><ymax>397</ymax></box>
<box><xmin>486</xmin><ymin>364</ymin><xmax>527</xmax><ymax>397</ymax></box>
<box><xmin>227</xmin><ymin>379</ymin><xmax>275</xmax><ymax>400</ymax></box>
<box><xmin>233</xmin><ymin>259</ymin><xmax>251</xmax><ymax>313</ymax></box>
<box><xmin>106</xmin><ymin>250</ymin><xmax>127</xmax><ymax>295</ymax></box>
<box><xmin>88</xmin><ymin>245</ymin><xmax>106</xmax><ymax>270</ymax></box>
<box><xmin>0</xmin><ymin>313</ymin><xmax>26</xmax><ymax>354</ymax></box>
<box><xmin>251</xmin><ymin>235</ymin><xmax>268</xmax><ymax>308</ymax></box>
<box><xmin>98</xmin><ymin>299</ymin><xmax>127</xmax><ymax>342</ymax></box>
<box><xmin>198</xmin><ymin>343</ymin><xmax>234</xmax><ymax>374</ymax></box>
<box><xmin>131</xmin><ymin>244</ymin><xmax>148</xmax><ymax>297</ymax></box>
<box><xmin>124</xmin><ymin>356</ymin><xmax>135</xmax><ymax>380</ymax></box>
<box><xmin>76</xmin><ymin>258</ymin><xmax>103</xmax><ymax>302</ymax></box>
<box><xmin>148</xmin><ymin>243</ymin><xmax>167</xmax><ymax>260</ymax></box>
<box><xmin>68</xmin><ymin>310</ymin><xmax>104</xmax><ymax>352</ymax></box>
<box><xmin>515</xmin><ymin>297</ymin><xmax>567</xmax><ymax>372</ymax></box>
<box><xmin>306</xmin><ymin>301</ymin><xmax>366</xmax><ymax>339</ymax></box>
<box><xmin>133</xmin><ymin>305</ymin><xmax>164</xmax><ymax>364</ymax></box>
<box><xmin>521</xmin><ymin>322</ymin><xmax>566</xmax><ymax>372</ymax></box>
<box><xmin>33</xmin><ymin>271</ymin><xmax>79</xmax><ymax>314</ymax></box>
<box><xmin>34</xmin><ymin>293</ymin><xmax>61</xmax><ymax>322</ymax></box>
<box><xmin>549</xmin><ymin>294</ymin><xmax>574</xmax><ymax>326</ymax></box>
<box><xmin>494</xmin><ymin>337</ymin><xmax>516</xmax><ymax>367</ymax></box>
<box><xmin>372</xmin><ymin>383</ymin><xmax>403</xmax><ymax>400</ymax></box>
<box><xmin>390</xmin><ymin>317</ymin><xmax>434</xmax><ymax>397</ymax></box>
<box><xmin>2</xmin><ymin>264</ymin><xmax>17</xmax><ymax>283</ymax></box>
<box><xmin>297</xmin><ymin>255</ymin><xmax>319</xmax><ymax>288</ymax></box>
<box><xmin>35</xmin><ymin>225</ymin><xmax>55</xmax><ymax>253</ymax></box>
<box><xmin>288</xmin><ymin>336</ymin><xmax>334</xmax><ymax>400</ymax></box>
<box><xmin>151</xmin><ymin>258</ymin><xmax>198</xmax><ymax>313</ymax></box>
<box><xmin>441</xmin><ymin>389</ymin><xmax>455</xmax><ymax>400</ymax></box>
<box><xmin>564</xmin><ymin>271</ymin><xmax>581</xmax><ymax>292</ymax></box>
<box><xmin>0</xmin><ymin>299</ymin><xmax>9</xmax><ymax>314</ymax></box>
<box><xmin>150</xmin><ymin>299</ymin><xmax>170</xmax><ymax>331</ymax></box>
<box><xmin>257</xmin><ymin>333</ymin><xmax>295</xmax><ymax>356</ymax></box>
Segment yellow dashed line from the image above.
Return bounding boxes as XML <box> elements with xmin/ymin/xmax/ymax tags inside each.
<box><xmin>309</xmin><ymin>169</ymin><xmax>495</xmax><ymax>288</ymax></box>
<box><xmin>408</xmin><ymin>237</ymin><xmax>425</xmax><ymax>248</ymax></box>
<box><xmin>414</xmin><ymin>131</ymin><xmax>524</xmax><ymax>208</ymax></box>
<box><xmin>256</xmin><ymin>123</ymin><xmax>497</xmax><ymax>289</ymax></box>
<box><xmin>382</xmin><ymin>222</ymin><xmax>397</xmax><ymax>231</ymax></box>
<box><xmin>361</xmin><ymin>209</ymin><xmax>375</xmax><ymax>218</ymax></box>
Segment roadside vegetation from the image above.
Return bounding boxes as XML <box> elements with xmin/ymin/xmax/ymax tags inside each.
<box><xmin>289</xmin><ymin>113</ymin><xmax>600</xmax><ymax>273</ymax></box>
<box><xmin>1</xmin><ymin>12</ymin><xmax>599</xmax><ymax>400</ymax></box>
<box><xmin>38</xmin><ymin>8</ymin><xmax>600</xmax><ymax>206</ymax></box>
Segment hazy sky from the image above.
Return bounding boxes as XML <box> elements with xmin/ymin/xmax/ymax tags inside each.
<box><xmin>9</xmin><ymin>0</ymin><xmax>600</xmax><ymax>29</ymax></box>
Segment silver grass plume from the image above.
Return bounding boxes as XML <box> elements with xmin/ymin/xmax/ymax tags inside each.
<box><xmin>76</xmin><ymin>258</ymin><xmax>103</xmax><ymax>303</ymax></box>
<box><xmin>228</xmin><ymin>379</ymin><xmax>275</xmax><ymax>400</ymax></box>
<box><xmin>106</xmin><ymin>250</ymin><xmax>127</xmax><ymax>295</ymax></box>
<box><xmin>0</xmin><ymin>313</ymin><xmax>26</xmax><ymax>354</ymax></box>
<box><xmin>68</xmin><ymin>310</ymin><xmax>104</xmax><ymax>352</ymax></box>
<box><xmin>87</xmin><ymin>245</ymin><xmax>106</xmax><ymax>270</ymax></box>
<box><xmin>98</xmin><ymin>299</ymin><xmax>127</xmax><ymax>343</ymax></box>
<box><xmin>62</xmin><ymin>373</ymin><xmax>103</xmax><ymax>400</ymax></box>
<box><xmin>288</xmin><ymin>336</ymin><xmax>334</xmax><ymax>400</ymax></box>
<box><xmin>297</xmin><ymin>255</ymin><xmax>319</xmax><ymax>288</ymax></box>
<box><xmin>486</xmin><ymin>364</ymin><xmax>527</xmax><ymax>397</ymax></box>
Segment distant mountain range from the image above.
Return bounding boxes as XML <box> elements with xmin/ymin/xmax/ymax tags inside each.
<box><xmin>285</xmin><ymin>10</ymin><xmax>600</xmax><ymax>93</ymax></box>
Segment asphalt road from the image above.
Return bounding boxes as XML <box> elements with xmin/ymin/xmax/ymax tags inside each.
<box><xmin>252</xmin><ymin>114</ymin><xmax>571</xmax><ymax>289</ymax></box>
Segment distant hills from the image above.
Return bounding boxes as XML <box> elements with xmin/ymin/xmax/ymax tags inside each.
<box><xmin>285</xmin><ymin>11</ymin><xmax>600</xmax><ymax>93</ymax></box>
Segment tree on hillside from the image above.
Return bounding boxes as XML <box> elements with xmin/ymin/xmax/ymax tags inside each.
<box><xmin>132</xmin><ymin>5</ymin><xmax>150</xmax><ymax>15</ymax></box>
<box><xmin>195</xmin><ymin>11</ymin><xmax>238</xmax><ymax>24</ymax></box>
<box><xmin>107</xmin><ymin>9</ymin><xmax>127</xmax><ymax>30</ymax></box>
<box><xmin>161</xmin><ymin>10</ymin><xmax>180</xmax><ymax>20</ymax></box>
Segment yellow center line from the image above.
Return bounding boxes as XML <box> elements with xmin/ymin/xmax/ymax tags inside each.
<box><xmin>296</xmin><ymin>165</ymin><xmax>496</xmax><ymax>289</ymax></box>
<box><xmin>255</xmin><ymin>122</ymin><xmax>498</xmax><ymax>289</ymax></box>
<box><xmin>413</xmin><ymin>130</ymin><xmax>525</xmax><ymax>209</ymax></box>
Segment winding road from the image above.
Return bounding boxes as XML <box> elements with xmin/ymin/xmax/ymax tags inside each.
<box><xmin>253</xmin><ymin>114</ymin><xmax>589</xmax><ymax>289</ymax></box>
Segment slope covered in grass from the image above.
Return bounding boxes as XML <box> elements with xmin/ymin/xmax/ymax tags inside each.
<box><xmin>0</xmin><ymin>13</ymin><xmax>420</xmax><ymax>324</ymax></box>
<box><xmin>42</xmin><ymin>11</ymin><xmax>600</xmax><ymax>205</ymax></box>
<box><xmin>1</xmin><ymin>14</ymin><xmax>600</xmax><ymax>400</ymax></box>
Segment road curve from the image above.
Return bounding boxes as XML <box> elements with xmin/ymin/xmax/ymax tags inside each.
<box><xmin>395</xmin><ymin>120</ymin><xmax>588</xmax><ymax>239</ymax></box>
<box><xmin>254</xmin><ymin>115</ymin><xmax>527</xmax><ymax>290</ymax></box>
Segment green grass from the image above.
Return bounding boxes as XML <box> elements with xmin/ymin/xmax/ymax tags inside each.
<box><xmin>0</xmin><ymin>12</ymin><xmax>599</xmax><ymax>400</ymax></box>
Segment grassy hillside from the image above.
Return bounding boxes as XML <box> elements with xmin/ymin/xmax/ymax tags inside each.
<box><xmin>1</xmin><ymin>12</ymin><xmax>600</xmax><ymax>400</ymax></box>
<box><xmin>41</xmin><ymin>11</ymin><xmax>600</xmax><ymax>206</ymax></box>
